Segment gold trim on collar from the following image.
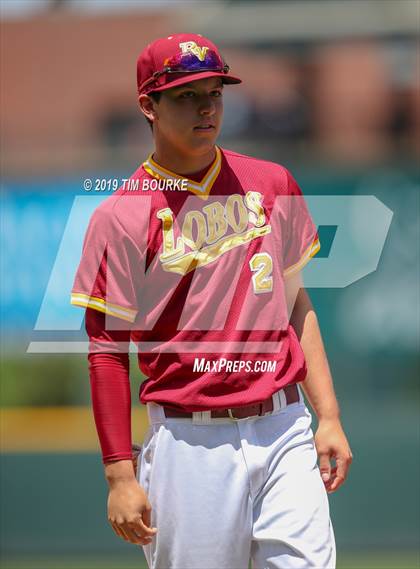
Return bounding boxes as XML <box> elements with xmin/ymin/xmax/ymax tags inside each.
<box><xmin>143</xmin><ymin>146</ymin><xmax>221</xmax><ymax>199</ymax></box>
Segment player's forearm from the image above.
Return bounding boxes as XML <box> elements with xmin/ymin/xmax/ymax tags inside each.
<box><xmin>290</xmin><ymin>288</ymin><xmax>340</xmax><ymax>422</ymax></box>
<box><xmin>86</xmin><ymin>308</ymin><xmax>134</xmax><ymax>464</ymax></box>
<box><xmin>89</xmin><ymin>351</ymin><xmax>134</xmax><ymax>462</ymax></box>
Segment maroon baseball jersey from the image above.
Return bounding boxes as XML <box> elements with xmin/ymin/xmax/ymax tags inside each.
<box><xmin>71</xmin><ymin>147</ymin><xmax>319</xmax><ymax>411</ymax></box>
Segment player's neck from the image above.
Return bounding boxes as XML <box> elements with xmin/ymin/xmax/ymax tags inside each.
<box><xmin>152</xmin><ymin>144</ymin><xmax>216</xmax><ymax>178</ymax></box>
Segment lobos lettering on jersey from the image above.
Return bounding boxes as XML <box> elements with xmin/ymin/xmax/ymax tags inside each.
<box><xmin>157</xmin><ymin>191</ymin><xmax>270</xmax><ymax>275</ymax></box>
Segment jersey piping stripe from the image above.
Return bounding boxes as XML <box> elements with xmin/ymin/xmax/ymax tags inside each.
<box><xmin>143</xmin><ymin>146</ymin><xmax>221</xmax><ymax>197</ymax></box>
<box><xmin>143</xmin><ymin>155</ymin><xmax>219</xmax><ymax>195</ymax></box>
<box><xmin>71</xmin><ymin>293</ymin><xmax>137</xmax><ymax>315</ymax></box>
<box><xmin>70</xmin><ymin>293</ymin><xmax>137</xmax><ymax>323</ymax></box>
<box><xmin>283</xmin><ymin>238</ymin><xmax>321</xmax><ymax>278</ymax></box>
<box><xmin>70</xmin><ymin>298</ymin><xmax>135</xmax><ymax>322</ymax></box>
<box><xmin>145</xmin><ymin>146</ymin><xmax>220</xmax><ymax>190</ymax></box>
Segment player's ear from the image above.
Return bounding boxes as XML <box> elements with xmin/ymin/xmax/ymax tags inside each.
<box><xmin>138</xmin><ymin>93</ymin><xmax>158</xmax><ymax>125</ymax></box>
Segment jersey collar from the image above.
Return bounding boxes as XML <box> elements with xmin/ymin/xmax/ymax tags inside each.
<box><xmin>142</xmin><ymin>146</ymin><xmax>221</xmax><ymax>199</ymax></box>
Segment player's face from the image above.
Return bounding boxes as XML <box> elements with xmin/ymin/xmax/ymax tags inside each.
<box><xmin>152</xmin><ymin>77</ymin><xmax>224</xmax><ymax>156</ymax></box>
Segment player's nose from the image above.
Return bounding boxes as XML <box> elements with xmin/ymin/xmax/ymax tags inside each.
<box><xmin>198</xmin><ymin>95</ymin><xmax>216</xmax><ymax>116</ymax></box>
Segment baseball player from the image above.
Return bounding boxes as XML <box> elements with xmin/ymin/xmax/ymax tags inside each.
<box><xmin>71</xmin><ymin>33</ymin><xmax>352</xmax><ymax>569</ymax></box>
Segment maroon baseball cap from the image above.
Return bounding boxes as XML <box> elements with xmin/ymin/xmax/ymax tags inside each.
<box><xmin>137</xmin><ymin>33</ymin><xmax>242</xmax><ymax>96</ymax></box>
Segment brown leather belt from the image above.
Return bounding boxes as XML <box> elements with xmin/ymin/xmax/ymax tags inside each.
<box><xmin>163</xmin><ymin>384</ymin><xmax>299</xmax><ymax>420</ymax></box>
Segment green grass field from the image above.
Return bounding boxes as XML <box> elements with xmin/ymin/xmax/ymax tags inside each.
<box><xmin>1</xmin><ymin>552</ymin><xmax>419</xmax><ymax>569</ymax></box>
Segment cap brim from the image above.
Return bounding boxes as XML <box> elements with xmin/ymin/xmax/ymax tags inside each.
<box><xmin>147</xmin><ymin>71</ymin><xmax>242</xmax><ymax>94</ymax></box>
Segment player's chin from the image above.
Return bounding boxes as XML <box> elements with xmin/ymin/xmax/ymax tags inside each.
<box><xmin>190</xmin><ymin>127</ymin><xmax>218</xmax><ymax>149</ymax></box>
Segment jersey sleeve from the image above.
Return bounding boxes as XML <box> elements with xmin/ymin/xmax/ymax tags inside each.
<box><xmin>283</xmin><ymin>170</ymin><xmax>320</xmax><ymax>278</ymax></box>
<box><xmin>70</xmin><ymin>205</ymin><xmax>141</xmax><ymax>323</ymax></box>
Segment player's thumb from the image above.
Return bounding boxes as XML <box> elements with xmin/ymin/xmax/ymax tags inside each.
<box><xmin>319</xmin><ymin>453</ymin><xmax>331</xmax><ymax>482</ymax></box>
<box><xmin>142</xmin><ymin>505</ymin><xmax>151</xmax><ymax>528</ymax></box>
<box><xmin>142</xmin><ymin>502</ymin><xmax>157</xmax><ymax>532</ymax></box>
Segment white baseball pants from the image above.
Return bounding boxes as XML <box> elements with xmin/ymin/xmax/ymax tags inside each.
<box><xmin>137</xmin><ymin>389</ymin><xmax>336</xmax><ymax>569</ymax></box>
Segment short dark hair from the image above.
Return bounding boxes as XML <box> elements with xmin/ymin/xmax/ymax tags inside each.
<box><xmin>146</xmin><ymin>91</ymin><xmax>161</xmax><ymax>130</ymax></box>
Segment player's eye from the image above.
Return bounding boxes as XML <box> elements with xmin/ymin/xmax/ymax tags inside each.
<box><xmin>179</xmin><ymin>91</ymin><xmax>195</xmax><ymax>98</ymax></box>
<box><xmin>211</xmin><ymin>90</ymin><xmax>223</xmax><ymax>98</ymax></box>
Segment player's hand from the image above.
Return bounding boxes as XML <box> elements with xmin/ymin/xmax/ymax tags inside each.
<box><xmin>314</xmin><ymin>418</ymin><xmax>353</xmax><ymax>494</ymax></box>
<box><xmin>107</xmin><ymin>478</ymin><xmax>157</xmax><ymax>546</ymax></box>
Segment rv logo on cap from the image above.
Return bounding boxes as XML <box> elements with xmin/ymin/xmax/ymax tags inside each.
<box><xmin>179</xmin><ymin>41</ymin><xmax>209</xmax><ymax>62</ymax></box>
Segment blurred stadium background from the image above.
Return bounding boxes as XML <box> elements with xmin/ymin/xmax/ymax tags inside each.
<box><xmin>1</xmin><ymin>0</ymin><xmax>419</xmax><ymax>568</ymax></box>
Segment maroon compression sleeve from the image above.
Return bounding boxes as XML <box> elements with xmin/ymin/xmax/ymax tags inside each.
<box><xmin>85</xmin><ymin>308</ymin><xmax>133</xmax><ymax>464</ymax></box>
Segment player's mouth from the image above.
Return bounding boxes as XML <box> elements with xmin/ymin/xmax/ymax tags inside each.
<box><xmin>193</xmin><ymin>123</ymin><xmax>215</xmax><ymax>132</ymax></box>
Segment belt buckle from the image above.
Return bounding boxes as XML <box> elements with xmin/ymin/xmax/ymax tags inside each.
<box><xmin>227</xmin><ymin>408</ymin><xmax>239</xmax><ymax>421</ymax></box>
<box><xmin>228</xmin><ymin>404</ymin><xmax>262</xmax><ymax>421</ymax></box>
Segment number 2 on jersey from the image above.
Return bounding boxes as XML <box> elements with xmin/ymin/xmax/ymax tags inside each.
<box><xmin>249</xmin><ymin>253</ymin><xmax>273</xmax><ymax>294</ymax></box>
